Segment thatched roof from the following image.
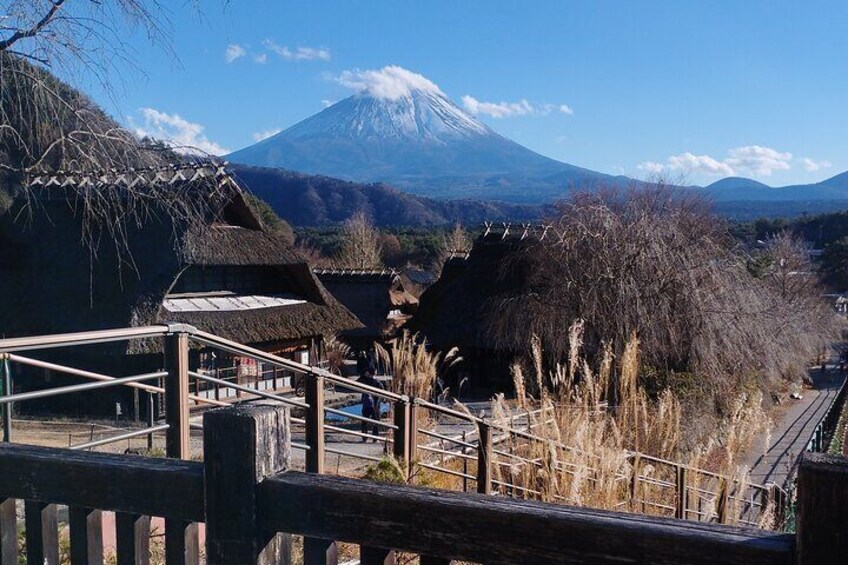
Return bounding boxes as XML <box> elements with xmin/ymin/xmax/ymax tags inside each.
<box><xmin>408</xmin><ymin>232</ymin><xmax>535</xmax><ymax>352</ymax></box>
<box><xmin>314</xmin><ymin>269</ymin><xmax>419</xmax><ymax>340</ymax></box>
<box><xmin>0</xmin><ymin>166</ymin><xmax>361</xmax><ymax>348</ymax></box>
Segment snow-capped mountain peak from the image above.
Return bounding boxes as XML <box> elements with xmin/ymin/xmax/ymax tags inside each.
<box><xmin>281</xmin><ymin>88</ymin><xmax>492</xmax><ymax>145</ymax></box>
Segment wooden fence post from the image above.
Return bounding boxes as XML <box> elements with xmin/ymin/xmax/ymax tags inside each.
<box><xmin>408</xmin><ymin>401</ymin><xmax>419</xmax><ymax>465</ymax></box>
<box><xmin>796</xmin><ymin>452</ymin><xmax>848</xmax><ymax>565</ymax></box>
<box><xmin>393</xmin><ymin>400</ymin><xmax>410</xmax><ymax>470</ymax></box>
<box><xmin>675</xmin><ymin>466</ymin><xmax>688</xmax><ymax>520</ymax></box>
<box><xmin>629</xmin><ymin>455</ymin><xmax>641</xmax><ymax>512</ymax></box>
<box><xmin>164</xmin><ymin>331</ymin><xmax>198</xmax><ymax>564</ymax></box>
<box><xmin>716</xmin><ymin>478</ymin><xmax>729</xmax><ymax>524</ymax></box>
<box><xmin>477</xmin><ymin>422</ymin><xmax>492</xmax><ymax>495</ymax></box>
<box><xmin>304</xmin><ymin>375</ymin><xmax>337</xmax><ymax>565</ymax></box>
<box><xmin>0</xmin><ymin>498</ymin><xmax>17</xmax><ymax>565</ymax></box>
<box><xmin>204</xmin><ymin>404</ymin><xmax>292</xmax><ymax>565</ymax></box>
<box><xmin>24</xmin><ymin>501</ymin><xmax>58</xmax><ymax>565</ymax></box>
<box><xmin>164</xmin><ymin>332</ymin><xmax>190</xmax><ymax>460</ymax></box>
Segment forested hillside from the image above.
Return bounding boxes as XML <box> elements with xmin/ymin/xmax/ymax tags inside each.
<box><xmin>230</xmin><ymin>165</ymin><xmax>547</xmax><ymax>227</ymax></box>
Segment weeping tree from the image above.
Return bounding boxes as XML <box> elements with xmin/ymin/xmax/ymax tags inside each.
<box><xmin>488</xmin><ymin>186</ymin><xmax>835</xmax><ymax>397</ymax></box>
<box><xmin>0</xmin><ymin>1</ymin><xmax>238</xmax><ymax>263</ymax></box>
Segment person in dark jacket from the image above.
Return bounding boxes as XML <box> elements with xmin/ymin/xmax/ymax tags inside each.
<box><xmin>359</xmin><ymin>369</ymin><xmax>385</xmax><ymax>442</ymax></box>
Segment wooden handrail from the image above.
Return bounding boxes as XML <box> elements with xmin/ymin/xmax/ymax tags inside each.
<box><xmin>0</xmin><ymin>442</ymin><xmax>204</xmax><ymax>522</ymax></box>
<box><xmin>258</xmin><ymin>471</ymin><xmax>794</xmax><ymax>565</ymax></box>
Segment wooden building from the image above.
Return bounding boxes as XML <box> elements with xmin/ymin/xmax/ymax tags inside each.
<box><xmin>0</xmin><ymin>165</ymin><xmax>361</xmax><ymax>416</ymax></box>
<box><xmin>408</xmin><ymin>228</ymin><xmax>537</xmax><ymax>395</ymax></box>
<box><xmin>314</xmin><ymin>269</ymin><xmax>419</xmax><ymax>349</ymax></box>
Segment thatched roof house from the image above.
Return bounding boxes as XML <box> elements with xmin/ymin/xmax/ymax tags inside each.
<box><xmin>0</xmin><ymin>164</ymin><xmax>360</xmax><ymax>348</ymax></box>
<box><xmin>314</xmin><ymin>268</ymin><xmax>419</xmax><ymax>347</ymax></box>
<box><xmin>0</xmin><ymin>165</ymin><xmax>361</xmax><ymax>415</ymax></box>
<box><xmin>408</xmin><ymin>227</ymin><xmax>538</xmax><ymax>392</ymax></box>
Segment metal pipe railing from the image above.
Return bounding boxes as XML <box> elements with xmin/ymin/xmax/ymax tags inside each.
<box><xmin>70</xmin><ymin>424</ymin><xmax>170</xmax><ymax>451</ymax></box>
<box><xmin>0</xmin><ymin>325</ymin><xmax>173</xmax><ymax>353</ymax></box>
<box><xmin>0</xmin><ymin>371</ymin><xmax>166</xmax><ymax>405</ymax></box>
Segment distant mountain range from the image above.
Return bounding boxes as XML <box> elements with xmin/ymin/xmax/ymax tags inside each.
<box><xmin>228</xmin><ymin>84</ymin><xmax>848</xmax><ymax>207</ymax></box>
<box><xmin>230</xmin><ymin>165</ymin><xmax>547</xmax><ymax>227</ymax></box>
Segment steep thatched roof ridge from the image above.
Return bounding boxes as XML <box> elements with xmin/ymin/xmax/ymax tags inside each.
<box><xmin>180</xmin><ymin>225</ymin><xmax>302</xmax><ymax>266</ymax></box>
<box><xmin>408</xmin><ymin>234</ymin><xmax>534</xmax><ymax>351</ymax></box>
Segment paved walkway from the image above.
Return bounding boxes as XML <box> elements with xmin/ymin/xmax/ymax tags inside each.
<box><xmin>746</xmin><ymin>367</ymin><xmax>845</xmax><ymax>487</ymax></box>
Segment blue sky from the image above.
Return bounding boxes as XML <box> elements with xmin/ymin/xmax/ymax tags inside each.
<box><xmin>81</xmin><ymin>1</ymin><xmax>848</xmax><ymax>187</ymax></box>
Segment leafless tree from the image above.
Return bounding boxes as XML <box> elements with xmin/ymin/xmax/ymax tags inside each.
<box><xmin>336</xmin><ymin>211</ymin><xmax>383</xmax><ymax>269</ymax></box>
<box><xmin>434</xmin><ymin>222</ymin><xmax>471</xmax><ymax>270</ymax></box>
<box><xmin>488</xmin><ymin>185</ymin><xmax>835</xmax><ymax>398</ymax></box>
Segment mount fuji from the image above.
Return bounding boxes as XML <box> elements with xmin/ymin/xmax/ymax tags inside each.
<box><xmin>227</xmin><ymin>68</ymin><xmax>622</xmax><ymax>203</ymax></box>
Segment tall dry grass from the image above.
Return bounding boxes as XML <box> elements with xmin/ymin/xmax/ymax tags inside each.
<box><xmin>470</xmin><ymin>321</ymin><xmax>775</xmax><ymax>527</ymax></box>
<box><xmin>376</xmin><ymin>330</ymin><xmax>461</xmax><ymax>400</ymax></box>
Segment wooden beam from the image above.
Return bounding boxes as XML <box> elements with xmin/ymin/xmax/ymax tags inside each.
<box><xmin>796</xmin><ymin>452</ymin><xmax>848</xmax><ymax>565</ymax></box>
<box><xmin>259</xmin><ymin>472</ymin><xmax>794</xmax><ymax>565</ymax></box>
<box><xmin>0</xmin><ymin>443</ymin><xmax>203</xmax><ymax>522</ymax></box>
<box><xmin>68</xmin><ymin>507</ymin><xmax>103</xmax><ymax>565</ymax></box>
<box><xmin>203</xmin><ymin>405</ymin><xmax>292</xmax><ymax>565</ymax></box>
<box><xmin>393</xmin><ymin>400</ymin><xmax>410</xmax><ymax>467</ymax></box>
<box><xmin>24</xmin><ymin>501</ymin><xmax>58</xmax><ymax>565</ymax></box>
<box><xmin>165</xmin><ymin>332</ymin><xmax>190</xmax><ymax>460</ymax></box>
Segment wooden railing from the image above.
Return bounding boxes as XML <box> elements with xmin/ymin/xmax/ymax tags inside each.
<box><xmin>2</xmin><ymin>404</ymin><xmax>847</xmax><ymax>565</ymax></box>
<box><xmin>0</xmin><ymin>324</ymin><xmax>779</xmax><ymax>542</ymax></box>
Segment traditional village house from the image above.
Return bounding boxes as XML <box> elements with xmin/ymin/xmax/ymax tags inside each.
<box><xmin>314</xmin><ymin>268</ymin><xmax>419</xmax><ymax>350</ymax></box>
<box><xmin>409</xmin><ymin>224</ymin><xmax>540</xmax><ymax>395</ymax></box>
<box><xmin>0</xmin><ymin>164</ymin><xmax>361</xmax><ymax>417</ymax></box>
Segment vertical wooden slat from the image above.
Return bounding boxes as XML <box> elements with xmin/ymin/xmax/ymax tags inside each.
<box><xmin>796</xmin><ymin>452</ymin><xmax>848</xmax><ymax>565</ymax></box>
<box><xmin>164</xmin><ymin>332</ymin><xmax>190</xmax><ymax>460</ymax></box>
<box><xmin>115</xmin><ymin>512</ymin><xmax>150</xmax><ymax>565</ymax></box>
<box><xmin>0</xmin><ymin>498</ymin><xmax>17</xmax><ymax>565</ymax></box>
<box><xmin>717</xmin><ymin>478</ymin><xmax>729</xmax><ymax>524</ymax></box>
<box><xmin>204</xmin><ymin>404</ymin><xmax>292</xmax><ymax>565</ymax></box>
<box><xmin>360</xmin><ymin>546</ymin><xmax>396</xmax><ymax>565</ymax></box>
<box><xmin>69</xmin><ymin>507</ymin><xmax>103</xmax><ymax>565</ymax></box>
<box><xmin>477</xmin><ymin>422</ymin><xmax>492</xmax><ymax>495</ymax></box>
<box><xmin>304</xmin><ymin>375</ymin><xmax>335</xmax><ymax>565</ymax></box>
<box><xmin>24</xmin><ymin>501</ymin><xmax>58</xmax><ymax>565</ymax></box>
<box><xmin>164</xmin><ymin>520</ymin><xmax>199</xmax><ymax>565</ymax></box>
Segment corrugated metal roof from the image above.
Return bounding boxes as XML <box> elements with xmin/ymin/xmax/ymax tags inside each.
<box><xmin>163</xmin><ymin>293</ymin><xmax>307</xmax><ymax>313</ymax></box>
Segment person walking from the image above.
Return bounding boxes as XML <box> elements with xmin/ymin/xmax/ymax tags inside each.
<box><xmin>359</xmin><ymin>369</ymin><xmax>385</xmax><ymax>442</ymax></box>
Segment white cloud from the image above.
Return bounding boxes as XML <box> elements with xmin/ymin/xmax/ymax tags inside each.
<box><xmin>802</xmin><ymin>157</ymin><xmax>832</xmax><ymax>172</ymax></box>
<box><xmin>131</xmin><ymin>108</ymin><xmax>230</xmax><ymax>156</ymax></box>
<box><xmin>336</xmin><ymin>65</ymin><xmax>444</xmax><ymax>100</ymax></box>
<box><xmin>462</xmin><ymin>95</ymin><xmax>533</xmax><ymax>118</ymax></box>
<box><xmin>253</xmin><ymin>53</ymin><xmax>267</xmax><ymax>64</ymax></box>
<box><xmin>252</xmin><ymin>128</ymin><xmax>282</xmax><ymax>142</ymax></box>
<box><xmin>225</xmin><ymin>44</ymin><xmax>246</xmax><ymax>63</ymax></box>
<box><xmin>724</xmin><ymin>145</ymin><xmax>792</xmax><ymax>176</ymax></box>
<box><xmin>321</xmin><ymin>99</ymin><xmax>335</xmax><ymax>108</ymax></box>
<box><xmin>263</xmin><ymin>40</ymin><xmax>330</xmax><ymax>61</ymax></box>
<box><xmin>638</xmin><ymin>145</ymin><xmax>794</xmax><ymax>178</ymax></box>
<box><xmin>462</xmin><ymin>96</ymin><xmax>575</xmax><ymax>118</ymax></box>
